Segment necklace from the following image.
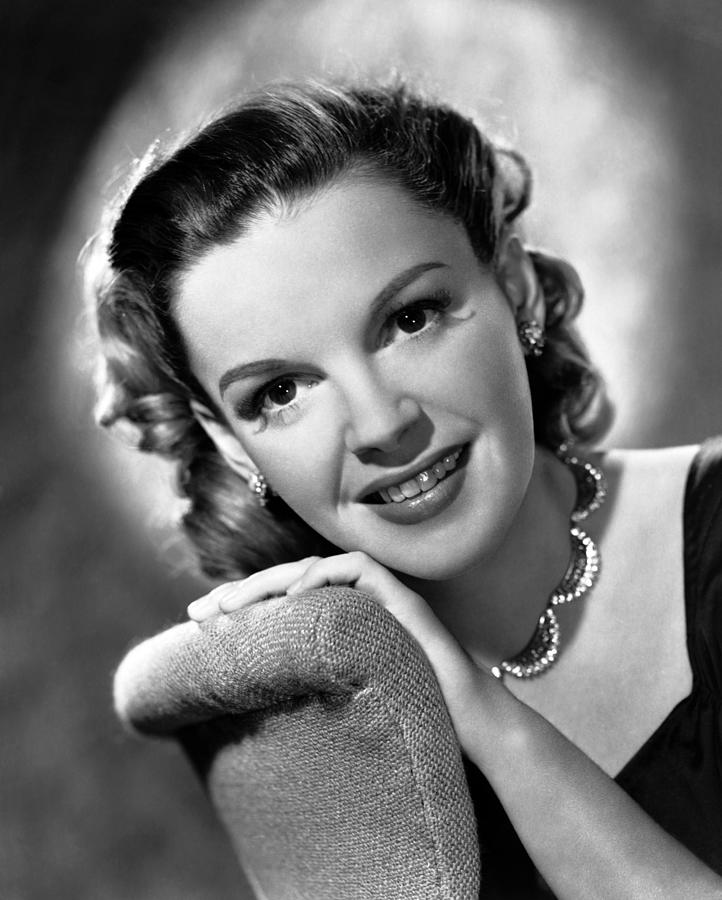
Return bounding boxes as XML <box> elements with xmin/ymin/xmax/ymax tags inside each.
<box><xmin>490</xmin><ymin>446</ymin><xmax>607</xmax><ymax>681</ymax></box>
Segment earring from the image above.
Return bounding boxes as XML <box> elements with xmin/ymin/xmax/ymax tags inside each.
<box><xmin>248</xmin><ymin>471</ymin><xmax>271</xmax><ymax>507</ymax></box>
<box><xmin>518</xmin><ymin>319</ymin><xmax>545</xmax><ymax>357</ymax></box>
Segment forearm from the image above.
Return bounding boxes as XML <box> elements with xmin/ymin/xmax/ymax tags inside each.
<box><xmin>458</xmin><ymin>670</ymin><xmax>722</xmax><ymax>900</ymax></box>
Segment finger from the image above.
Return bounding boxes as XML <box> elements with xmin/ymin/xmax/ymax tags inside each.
<box><xmin>216</xmin><ymin>557</ymin><xmax>322</xmax><ymax>613</ymax></box>
<box><xmin>285</xmin><ymin>552</ymin><xmax>362</xmax><ymax>594</ymax></box>
<box><xmin>283</xmin><ymin>555</ymin><xmax>446</xmax><ymax>670</ymax></box>
<box><xmin>187</xmin><ymin>561</ymin><xmax>311</xmax><ymax>621</ymax></box>
<box><xmin>288</xmin><ymin>553</ymin><xmax>428</xmax><ymax>633</ymax></box>
<box><xmin>187</xmin><ymin>557</ymin><xmax>320</xmax><ymax>621</ymax></box>
<box><xmin>285</xmin><ymin>555</ymin><xmax>353</xmax><ymax>595</ymax></box>
<box><xmin>187</xmin><ymin>583</ymin><xmax>240</xmax><ymax>622</ymax></box>
<box><xmin>286</xmin><ymin>552</ymin><xmax>379</xmax><ymax>597</ymax></box>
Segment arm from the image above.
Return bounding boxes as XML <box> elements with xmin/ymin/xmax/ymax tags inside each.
<box><xmin>188</xmin><ymin>553</ymin><xmax>722</xmax><ymax>900</ymax></box>
<box><xmin>457</xmin><ymin>669</ymin><xmax>722</xmax><ymax>900</ymax></box>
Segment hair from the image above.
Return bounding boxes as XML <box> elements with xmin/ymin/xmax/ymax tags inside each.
<box><xmin>88</xmin><ymin>79</ymin><xmax>612</xmax><ymax>580</ymax></box>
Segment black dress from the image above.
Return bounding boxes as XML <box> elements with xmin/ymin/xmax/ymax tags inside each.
<box><xmin>465</xmin><ymin>437</ymin><xmax>722</xmax><ymax>899</ymax></box>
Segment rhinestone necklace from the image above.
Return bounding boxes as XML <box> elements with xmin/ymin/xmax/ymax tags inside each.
<box><xmin>490</xmin><ymin>446</ymin><xmax>607</xmax><ymax>681</ymax></box>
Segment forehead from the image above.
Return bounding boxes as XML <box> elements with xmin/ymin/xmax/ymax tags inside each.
<box><xmin>175</xmin><ymin>176</ymin><xmax>473</xmax><ymax>388</ymax></box>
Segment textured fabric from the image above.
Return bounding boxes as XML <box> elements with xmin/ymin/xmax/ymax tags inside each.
<box><xmin>115</xmin><ymin>587</ymin><xmax>480</xmax><ymax>899</ymax></box>
<box><xmin>464</xmin><ymin>437</ymin><xmax>722</xmax><ymax>898</ymax></box>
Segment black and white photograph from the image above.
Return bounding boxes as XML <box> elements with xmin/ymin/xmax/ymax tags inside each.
<box><xmin>3</xmin><ymin>2</ymin><xmax>722</xmax><ymax>898</ymax></box>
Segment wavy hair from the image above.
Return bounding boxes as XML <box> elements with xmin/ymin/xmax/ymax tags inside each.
<box><xmin>87</xmin><ymin>80</ymin><xmax>612</xmax><ymax>579</ymax></box>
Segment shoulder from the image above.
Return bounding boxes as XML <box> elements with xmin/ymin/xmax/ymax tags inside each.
<box><xmin>589</xmin><ymin>443</ymin><xmax>700</xmax><ymax>534</ymax></box>
<box><xmin>596</xmin><ymin>439</ymin><xmax>722</xmax><ymax>533</ymax></box>
<box><xmin>595</xmin><ymin>439</ymin><xmax>722</xmax><ymax>649</ymax></box>
<box><xmin>579</xmin><ymin>444</ymin><xmax>698</xmax><ymax>669</ymax></box>
<box><xmin>596</xmin><ymin>443</ymin><xmax>700</xmax><ymax>484</ymax></box>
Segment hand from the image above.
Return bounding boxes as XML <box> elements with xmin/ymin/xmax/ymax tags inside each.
<box><xmin>187</xmin><ymin>552</ymin><xmax>483</xmax><ymax>727</ymax></box>
<box><xmin>187</xmin><ymin>556</ymin><xmax>325</xmax><ymax>622</ymax></box>
<box><xmin>188</xmin><ymin>551</ymin><xmax>429</xmax><ymax>636</ymax></box>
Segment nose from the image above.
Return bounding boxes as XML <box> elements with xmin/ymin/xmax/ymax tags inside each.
<box><xmin>342</xmin><ymin>368</ymin><xmax>422</xmax><ymax>459</ymax></box>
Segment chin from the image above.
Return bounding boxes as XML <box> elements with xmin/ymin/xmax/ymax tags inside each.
<box><xmin>350</xmin><ymin>522</ymin><xmax>493</xmax><ymax>580</ymax></box>
<box><xmin>383</xmin><ymin>544</ymin><xmax>493</xmax><ymax>582</ymax></box>
<box><xmin>396</xmin><ymin>559</ymin><xmax>474</xmax><ymax>582</ymax></box>
<box><xmin>379</xmin><ymin>500</ymin><xmax>520</xmax><ymax>582</ymax></box>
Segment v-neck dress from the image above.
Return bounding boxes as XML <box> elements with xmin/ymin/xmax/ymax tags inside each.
<box><xmin>464</xmin><ymin>437</ymin><xmax>722</xmax><ymax>899</ymax></box>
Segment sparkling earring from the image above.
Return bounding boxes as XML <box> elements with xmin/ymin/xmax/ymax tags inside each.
<box><xmin>248</xmin><ymin>471</ymin><xmax>271</xmax><ymax>507</ymax></box>
<box><xmin>518</xmin><ymin>319</ymin><xmax>545</xmax><ymax>357</ymax></box>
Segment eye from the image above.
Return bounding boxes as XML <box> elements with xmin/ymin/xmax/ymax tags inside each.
<box><xmin>384</xmin><ymin>291</ymin><xmax>452</xmax><ymax>346</ymax></box>
<box><xmin>233</xmin><ymin>374</ymin><xmax>318</xmax><ymax>425</ymax></box>
<box><xmin>263</xmin><ymin>378</ymin><xmax>297</xmax><ymax>408</ymax></box>
<box><xmin>244</xmin><ymin>374</ymin><xmax>320</xmax><ymax>427</ymax></box>
<box><xmin>395</xmin><ymin>306</ymin><xmax>430</xmax><ymax>334</ymax></box>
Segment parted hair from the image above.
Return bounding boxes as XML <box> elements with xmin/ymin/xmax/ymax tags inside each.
<box><xmin>88</xmin><ymin>80</ymin><xmax>612</xmax><ymax>580</ymax></box>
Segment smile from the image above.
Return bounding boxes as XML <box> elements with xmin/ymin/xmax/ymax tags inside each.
<box><xmin>365</xmin><ymin>447</ymin><xmax>464</xmax><ymax>504</ymax></box>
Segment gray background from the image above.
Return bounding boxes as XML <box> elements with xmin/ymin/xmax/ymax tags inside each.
<box><xmin>2</xmin><ymin>1</ymin><xmax>721</xmax><ymax>898</ymax></box>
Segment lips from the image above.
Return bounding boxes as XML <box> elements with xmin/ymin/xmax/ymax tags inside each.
<box><xmin>361</xmin><ymin>447</ymin><xmax>464</xmax><ymax>504</ymax></box>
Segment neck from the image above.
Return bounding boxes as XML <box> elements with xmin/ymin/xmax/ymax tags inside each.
<box><xmin>406</xmin><ymin>445</ymin><xmax>577</xmax><ymax>671</ymax></box>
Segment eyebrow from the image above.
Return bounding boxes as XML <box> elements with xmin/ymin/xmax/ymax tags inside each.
<box><xmin>218</xmin><ymin>260</ymin><xmax>448</xmax><ymax>397</ymax></box>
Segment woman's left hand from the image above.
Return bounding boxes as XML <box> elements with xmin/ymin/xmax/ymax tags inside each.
<box><xmin>187</xmin><ymin>552</ymin><xmax>484</xmax><ymax>725</ymax></box>
<box><xmin>188</xmin><ymin>552</ymin><xmax>426</xmax><ymax>623</ymax></box>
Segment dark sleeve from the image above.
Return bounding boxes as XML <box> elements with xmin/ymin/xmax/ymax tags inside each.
<box><xmin>684</xmin><ymin>436</ymin><xmax>722</xmax><ymax>694</ymax></box>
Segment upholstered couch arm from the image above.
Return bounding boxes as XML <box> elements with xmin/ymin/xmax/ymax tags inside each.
<box><xmin>114</xmin><ymin>587</ymin><xmax>480</xmax><ymax>899</ymax></box>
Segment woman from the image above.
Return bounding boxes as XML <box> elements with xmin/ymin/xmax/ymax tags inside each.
<box><xmin>91</xmin><ymin>81</ymin><xmax>722</xmax><ymax>897</ymax></box>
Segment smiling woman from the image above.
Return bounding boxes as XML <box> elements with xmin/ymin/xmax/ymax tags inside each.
<box><xmin>175</xmin><ymin>175</ymin><xmax>539</xmax><ymax>579</ymax></box>
<box><xmin>89</xmin><ymin>82</ymin><xmax>722</xmax><ymax>898</ymax></box>
<box><xmin>92</xmin><ymin>84</ymin><xmax>604</xmax><ymax>580</ymax></box>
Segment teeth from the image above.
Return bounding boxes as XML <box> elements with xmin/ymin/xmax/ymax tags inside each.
<box><xmin>417</xmin><ymin>470</ymin><xmax>437</xmax><ymax>492</ymax></box>
<box><xmin>400</xmin><ymin>478</ymin><xmax>421</xmax><ymax>499</ymax></box>
<box><xmin>377</xmin><ymin>448</ymin><xmax>462</xmax><ymax>504</ymax></box>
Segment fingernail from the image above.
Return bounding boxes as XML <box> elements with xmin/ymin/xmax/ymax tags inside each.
<box><xmin>187</xmin><ymin>595</ymin><xmax>217</xmax><ymax>620</ymax></box>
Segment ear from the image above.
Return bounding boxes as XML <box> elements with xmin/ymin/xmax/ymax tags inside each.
<box><xmin>495</xmin><ymin>234</ymin><xmax>545</xmax><ymax>327</ymax></box>
<box><xmin>189</xmin><ymin>400</ymin><xmax>257</xmax><ymax>482</ymax></box>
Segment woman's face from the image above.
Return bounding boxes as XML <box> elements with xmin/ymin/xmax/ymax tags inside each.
<box><xmin>176</xmin><ymin>175</ymin><xmax>535</xmax><ymax>579</ymax></box>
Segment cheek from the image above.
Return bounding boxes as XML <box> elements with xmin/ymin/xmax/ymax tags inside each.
<box><xmin>425</xmin><ymin>316</ymin><xmax>531</xmax><ymax>425</ymax></box>
<box><xmin>240</xmin><ymin>413</ymin><xmax>342</xmax><ymax>515</ymax></box>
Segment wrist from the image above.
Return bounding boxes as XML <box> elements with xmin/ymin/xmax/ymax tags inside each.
<box><xmin>452</xmin><ymin>666</ymin><xmax>530</xmax><ymax>764</ymax></box>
